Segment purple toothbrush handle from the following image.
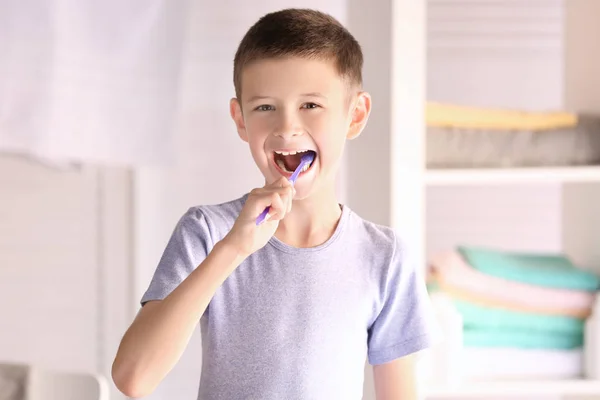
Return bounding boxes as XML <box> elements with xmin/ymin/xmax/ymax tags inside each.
<box><xmin>256</xmin><ymin>206</ymin><xmax>271</xmax><ymax>225</ymax></box>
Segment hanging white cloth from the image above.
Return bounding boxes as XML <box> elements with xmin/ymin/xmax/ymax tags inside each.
<box><xmin>0</xmin><ymin>0</ymin><xmax>190</xmax><ymax>166</ymax></box>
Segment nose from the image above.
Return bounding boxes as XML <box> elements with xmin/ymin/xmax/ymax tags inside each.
<box><xmin>274</xmin><ymin>111</ymin><xmax>303</xmax><ymax>139</ymax></box>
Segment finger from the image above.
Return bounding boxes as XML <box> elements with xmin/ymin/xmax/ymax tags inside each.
<box><xmin>287</xmin><ymin>186</ymin><xmax>294</xmax><ymax>213</ymax></box>
<box><xmin>278</xmin><ymin>187</ymin><xmax>291</xmax><ymax>214</ymax></box>
<box><xmin>271</xmin><ymin>185</ymin><xmax>293</xmax><ymax>214</ymax></box>
<box><xmin>267</xmin><ymin>192</ymin><xmax>286</xmax><ymax>220</ymax></box>
<box><xmin>249</xmin><ymin>184</ymin><xmax>293</xmax><ymax>218</ymax></box>
<box><xmin>248</xmin><ymin>188</ymin><xmax>278</xmax><ymax>216</ymax></box>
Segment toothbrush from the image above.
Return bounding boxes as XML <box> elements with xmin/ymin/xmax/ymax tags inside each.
<box><xmin>255</xmin><ymin>151</ymin><xmax>315</xmax><ymax>225</ymax></box>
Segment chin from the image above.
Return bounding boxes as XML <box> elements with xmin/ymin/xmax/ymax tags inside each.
<box><xmin>291</xmin><ymin>179</ymin><xmax>320</xmax><ymax>201</ymax></box>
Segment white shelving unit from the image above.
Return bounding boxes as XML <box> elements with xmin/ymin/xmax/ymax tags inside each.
<box><xmin>348</xmin><ymin>1</ymin><xmax>599</xmax><ymax>399</ymax></box>
<box><xmin>387</xmin><ymin>1</ymin><xmax>600</xmax><ymax>399</ymax></box>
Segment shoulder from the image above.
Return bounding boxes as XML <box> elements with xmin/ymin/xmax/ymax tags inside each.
<box><xmin>343</xmin><ymin>207</ymin><xmax>417</xmax><ymax>295</ymax></box>
<box><xmin>186</xmin><ymin>195</ymin><xmax>245</xmax><ymax>222</ymax></box>
<box><xmin>177</xmin><ymin>194</ymin><xmax>247</xmax><ymax>241</ymax></box>
<box><xmin>344</xmin><ymin>206</ymin><xmax>405</xmax><ymax>261</ymax></box>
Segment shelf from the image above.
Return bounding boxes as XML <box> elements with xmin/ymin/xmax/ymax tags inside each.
<box><xmin>425</xmin><ymin>166</ymin><xmax>600</xmax><ymax>185</ymax></box>
<box><xmin>425</xmin><ymin>379</ymin><xmax>600</xmax><ymax>398</ymax></box>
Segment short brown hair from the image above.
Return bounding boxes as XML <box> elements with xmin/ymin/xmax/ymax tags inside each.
<box><xmin>233</xmin><ymin>8</ymin><xmax>363</xmax><ymax>99</ymax></box>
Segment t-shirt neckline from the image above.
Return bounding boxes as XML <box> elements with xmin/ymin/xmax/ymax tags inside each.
<box><xmin>240</xmin><ymin>193</ymin><xmax>350</xmax><ymax>254</ymax></box>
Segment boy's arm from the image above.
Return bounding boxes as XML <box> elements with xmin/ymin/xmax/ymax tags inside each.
<box><xmin>373</xmin><ymin>354</ymin><xmax>418</xmax><ymax>400</ymax></box>
<box><xmin>111</xmin><ymin>239</ymin><xmax>244</xmax><ymax>398</ymax></box>
<box><xmin>111</xmin><ymin>177</ymin><xmax>294</xmax><ymax>398</ymax></box>
<box><xmin>368</xmin><ymin>233</ymin><xmax>440</xmax><ymax>400</ymax></box>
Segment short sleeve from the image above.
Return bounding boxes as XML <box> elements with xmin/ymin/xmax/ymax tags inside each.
<box><xmin>367</xmin><ymin>233</ymin><xmax>440</xmax><ymax>365</ymax></box>
<box><xmin>140</xmin><ymin>207</ymin><xmax>213</xmax><ymax>306</ymax></box>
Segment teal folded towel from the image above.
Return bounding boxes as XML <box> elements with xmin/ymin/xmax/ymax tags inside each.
<box><xmin>453</xmin><ymin>299</ymin><xmax>584</xmax><ymax>335</ymax></box>
<box><xmin>458</xmin><ymin>246</ymin><xmax>600</xmax><ymax>291</ymax></box>
<box><xmin>463</xmin><ymin>329</ymin><xmax>583</xmax><ymax>349</ymax></box>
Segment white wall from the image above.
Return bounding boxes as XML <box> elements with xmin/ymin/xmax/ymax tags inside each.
<box><xmin>426</xmin><ymin>184</ymin><xmax>563</xmax><ymax>258</ymax></box>
<box><xmin>0</xmin><ymin>155</ymin><xmax>132</xmax><ymax>400</ymax></box>
<box><xmin>427</xmin><ymin>0</ymin><xmax>565</xmax><ymax>111</ymax></box>
<box><xmin>345</xmin><ymin>0</ymin><xmax>393</xmax><ymax>227</ymax></box>
<box><xmin>564</xmin><ymin>0</ymin><xmax>600</xmax><ymax>114</ymax></box>
<box><xmin>0</xmin><ymin>155</ymin><xmax>99</xmax><ymax>371</ymax></box>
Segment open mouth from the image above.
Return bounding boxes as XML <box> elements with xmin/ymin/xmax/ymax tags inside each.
<box><xmin>273</xmin><ymin>149</ymin><xmax>317</xmax><ymax>174</ymax></box>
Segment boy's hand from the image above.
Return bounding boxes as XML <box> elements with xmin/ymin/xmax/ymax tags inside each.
<box><xmin>223</xmin><ymin>177</ymin><xmax>295</xmax><ymax>258</ymax></box>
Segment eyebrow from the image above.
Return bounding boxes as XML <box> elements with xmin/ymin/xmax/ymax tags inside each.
<box><xmin>301</xmin><ymin>92</ymin><xmax>326</xmax><ymax>98</ymax></box>
<box><xmin>246</xmin><ymin>93</ymin><xmax>327</xmax><ymax>103</ymax></box>
<box><xmin>247</xmin><ymin>95</ymin><xmax>272</xmax><ymax>102</ymax></box>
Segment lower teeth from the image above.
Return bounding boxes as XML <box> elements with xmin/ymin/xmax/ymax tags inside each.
<box><xmin>277</xmin><ymin>159</ymin><xmax>312</xmax><ymax>173</ymax></box>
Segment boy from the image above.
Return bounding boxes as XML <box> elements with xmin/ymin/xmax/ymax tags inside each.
<box><xmin>112</xmin><ymin>8</ymin><xmax>436</xmax><ymax>400</ymax></box>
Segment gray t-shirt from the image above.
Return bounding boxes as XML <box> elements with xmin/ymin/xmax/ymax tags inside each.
<box><xmin>141</xmin><ymin>194</ymin><xmax>436</xmax><ymax>400</ymax></box>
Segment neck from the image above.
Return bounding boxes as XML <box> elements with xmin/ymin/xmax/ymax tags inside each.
<box><xmin>274</xmin><ymin>184</ymin><xmax>342</xmax><ymax>248</ymax></box>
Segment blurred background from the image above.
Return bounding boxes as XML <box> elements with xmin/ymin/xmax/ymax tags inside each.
<box><xmin>1</xmin><ymin>0</ymin><xmax>600</xmax><ymax>399</ymax></box>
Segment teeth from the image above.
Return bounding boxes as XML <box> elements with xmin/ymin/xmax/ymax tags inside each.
<box><xmin>276</xmin><ymin>158</ymin><xmax>313</xmax><ymax>174</ymax></box>
<box><xmin>274</xmin><ymin>149</ymin><xmax>311</xmax><ymax>155</ymax></box>
<box><xmin>274</xmin><ymin>150</ymin><xmax>315</xmax><ymax>175</ymax></box>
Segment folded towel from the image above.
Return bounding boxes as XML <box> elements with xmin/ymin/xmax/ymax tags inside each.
<box><xmin>461</xmin><ymin>347</ymin><xmax>583</xmax><ymax>379</ymax></box>
<box><xmin>429</xmin><ymin>252</ymin><xmax>595</xmax><ymax>316</ymax></box>
<box><xmin>454</xmin><ymin>299</ymin><xmax>584</xmax><ymax>336</ymax></box>
<box><xmin>426</xmin><ymin>102</ymin><xmax>578</xmax><ymax>131</ymax></box>
<box><xmin>458</xmin><ymin>246</ymin><xmax>600</xmax><ymax>291</ymax></box>
<box><xmin>433</xmin><ymin>275</ymin><xmax>591</xmax><ymax>319</ymax></box>
<box><xmin>463</xmin><ymin>329</ymin><xmax>583</xmax><ymax>349</ymax></box>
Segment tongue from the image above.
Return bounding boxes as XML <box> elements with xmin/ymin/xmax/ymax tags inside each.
<box><xmin>282</xmin><ymin>153</ymin><xmax>303</xmax><ymax>171</ymax></box>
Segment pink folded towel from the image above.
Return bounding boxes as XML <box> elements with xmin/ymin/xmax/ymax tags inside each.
<box><xmin>429</xmin><ymin>251</ymin><xmax>596</xmax><ymax>318</ymax></box>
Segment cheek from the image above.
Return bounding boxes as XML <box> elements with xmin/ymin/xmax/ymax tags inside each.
<box><xmin>313</xmin><ymin>113</ymin><xmax>346</xmax><ymax>155</ymax></box>
<box><xmin>245</xmin><ymin>114</ymin><xmax>269</xmax><ymax>136</ymax></box>
<box><xmin>244</xmin><ymin>117</ymin><xmax>270</xmax><ymax>147</ymax></box>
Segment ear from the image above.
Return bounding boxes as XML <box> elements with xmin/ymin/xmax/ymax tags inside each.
<box><xmin>346</xmin><ymin>91</ymin><xmax>371</xmax><ymax>140</ymax></box>
<box><xmin>230</xmin><ymin>97</ymin><xmax>248</xmax><ymax>143</ymax></box>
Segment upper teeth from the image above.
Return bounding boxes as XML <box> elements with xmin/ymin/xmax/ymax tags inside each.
<box><xmin>274</xmin><ymin>149</ymin><xmax>311</xmax><ymax>156</ymax></box>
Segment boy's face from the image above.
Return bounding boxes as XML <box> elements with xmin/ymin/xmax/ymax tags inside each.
<box><xmin>230</xmin><ymin>57</ymin><xmax>370</xmax><ymax>199</ymax></box>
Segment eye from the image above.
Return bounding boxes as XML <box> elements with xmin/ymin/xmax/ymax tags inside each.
<box><xmin>301</xmin><ymin>103</ymin><xmax>320</xmax><ymax>109</ymax></box>
<box><xmin>255</xmin><ymin>104</ymin><xmax>274</xmax><ymax>111</ymax></box>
